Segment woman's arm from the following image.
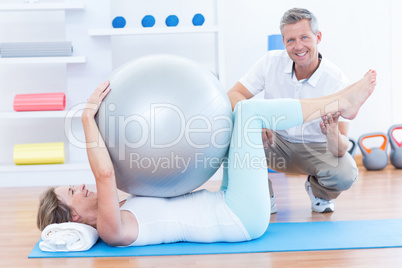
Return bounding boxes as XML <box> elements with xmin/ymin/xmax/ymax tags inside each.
<box><xmin>82</xmin><ymin>81</ymin><xmax>137</xmax><ymax>246</ymax></box>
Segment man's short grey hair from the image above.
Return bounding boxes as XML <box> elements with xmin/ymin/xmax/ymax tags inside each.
<box><xmin>280</xmin><ymin>8</ymin><xmax>319</xmax><ymax>36</ymax></box>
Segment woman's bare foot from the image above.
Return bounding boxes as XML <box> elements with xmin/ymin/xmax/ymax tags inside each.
<box><xmin>340</xmin><ymin>70</ymin><xmax>377</xmax><ymax>120</ymax></box>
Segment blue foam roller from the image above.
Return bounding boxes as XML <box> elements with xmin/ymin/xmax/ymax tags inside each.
<box><xmin>166</xmin><ymin>15</ymin><xmax>179</xmax><ymax>27</ymax></box>
<box><xmin>192</xmin><ymin>13</ymin><xmax>205</xmax><ymax>26</ymax></box>
<box><xmin>112</xmin><ymin>16</ymin><xmax>126</xmax><ymax>28</ymax></box>
<box><xmin>268</xmin><ymin>34</ymin><xmax>285</xmax><ymax>51</ymax></box>
<box><xmin>142</xmin><ymin>15</ymin><xmax>155</xmax><ymax>28</ymax></box>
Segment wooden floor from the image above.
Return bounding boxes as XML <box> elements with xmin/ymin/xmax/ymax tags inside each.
<box><xmin>2</xmin><ymin>166</ymin><xmax>402</xmax><ymax>267</ymax></box>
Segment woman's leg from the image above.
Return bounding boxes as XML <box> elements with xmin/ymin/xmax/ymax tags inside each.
<box><xmin>225</xmin><ymin>99</ymin><xmax>304</xmax><ymax>239</ymax></box>
<box><xmin>224</xmin><ymin>70</ymin><xmax>377</xmax><ymax>239</ymax></box>
<box><xmin>219</xmin><ymin>157</ymin><xmax>229</xmax><ymax>191</ymax></box>
<box><xmin>300</xmin><ymin>70</ymin><xmax>376</xmax><ymax>121</ymax></box>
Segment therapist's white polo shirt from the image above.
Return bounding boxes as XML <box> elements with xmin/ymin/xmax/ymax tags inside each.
<box><xmin>239</xmin><ymin>50</ymin><xmax>349</xmax><ymax>143</ymax></box>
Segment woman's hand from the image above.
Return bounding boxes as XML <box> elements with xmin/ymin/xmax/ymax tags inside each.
<box><xmin>83</xmin><ymin>81</ymin><xmax>111</xmax><ymax>119</ymax></box>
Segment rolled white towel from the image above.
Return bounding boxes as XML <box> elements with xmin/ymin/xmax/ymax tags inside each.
<box><xmin>39</xmin><ymin>222</ymin><xmax>99</xmax><ymax>252</ymax></box>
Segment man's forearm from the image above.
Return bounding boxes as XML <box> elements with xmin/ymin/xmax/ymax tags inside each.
<box><xmin>227</xmin><ymin>90</ymin><xmax>247</xmax><ymax>110</ymax></box>
<box><xmin>227</xmin><ymin>82</ymin><xmax>254</xmax><ymax>110</ymax></box>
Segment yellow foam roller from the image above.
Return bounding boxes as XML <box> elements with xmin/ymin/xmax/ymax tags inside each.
<box><xmin>13</xmin><ymin>142</ymin><xmax>65</xmax><ymax>165</ymax></box>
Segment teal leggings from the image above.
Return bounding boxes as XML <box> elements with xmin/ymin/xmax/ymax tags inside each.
<box><xmin>220</xmin><ymin>99</ymin><xmax>303</xmax><ymax>239</ymax></box>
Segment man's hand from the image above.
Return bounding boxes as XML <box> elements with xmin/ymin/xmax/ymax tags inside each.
<box><xmin>320</xmin><ymin>112</ymin><xmax>349</xmax><ymax>157</ymax></box>
<box><xmin>262</xmin><ymin>128</ymin><xmax>275</xmax><ymax>149</ymax></box>
<box><xmin>320</xmin><ymin>112</ymin><xmax>340</xmax><ymax>138</ymax></box>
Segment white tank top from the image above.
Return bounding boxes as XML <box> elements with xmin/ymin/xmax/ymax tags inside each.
<box><xmin>120</xmin><ymin>189</ymin><xmax>250</xmax><ymax>246</ymax></box>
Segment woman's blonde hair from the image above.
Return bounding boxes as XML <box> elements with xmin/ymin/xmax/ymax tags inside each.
<box><xmin>36</xmin><ymin>187</ymin><xmax>71</xmax><ymax>231</ymax></box>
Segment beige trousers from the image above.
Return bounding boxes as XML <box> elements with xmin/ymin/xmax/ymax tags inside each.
<box><xmin>266</xmin><ymin>132</ymin><xmax>358</xmax><ymax>201</ymax></box>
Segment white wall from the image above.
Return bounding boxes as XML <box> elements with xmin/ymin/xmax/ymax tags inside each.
<box><xmin>391</xmin><ymin>0</ymin><xmax>402</xmax><ymax>125</ymax></box>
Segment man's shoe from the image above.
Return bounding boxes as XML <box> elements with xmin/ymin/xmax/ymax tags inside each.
<box><xmin>305</xmin><ymin>178</ymin><xmax>335</xmax><ymax>213</ymax></box>
<box><xmin>270</xmin><ymin>194</ymin><xmax>277</xmax><ymax>214</ymax></box>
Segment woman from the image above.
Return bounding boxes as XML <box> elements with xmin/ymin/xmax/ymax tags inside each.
<box><xmin>37</xmin><ymin>70</ymin><xmax>377</xmax><ymax>247</ymax></box>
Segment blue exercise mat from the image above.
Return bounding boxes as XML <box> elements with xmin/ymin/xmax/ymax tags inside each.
<box><xmin>29</xmin><ymin>219</ymin><xmax>402</xmax><ymax>258</ymax></box>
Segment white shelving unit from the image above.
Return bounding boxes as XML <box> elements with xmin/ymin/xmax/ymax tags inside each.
<box><xmin>0</xmin><ymin>2</ymin><xmax>90</xmax><ymax>187</ymax></box>
<box><xmin>89</xmin><ymin>9</ymin><xmax>225</xmax><ymax>85</ymax></box>
<box><xmin>0</xmin><ymin>56</ymin><xmax>86</xmax><ymax>64</ymax></box>
<box><xmin>0</xmin><ymin>106</ymin><xmax>85</xmax><ymax>181</ymax></box>
<box><xmin>88</xmin><ymin>0</ymin><xmax>225</xmax><ymax>83</ymax></box>
<box><xmin>0</xmin><ymin>162</ymin><xmax>94</xmax><ymax>187</ymax></box>
<box><xmin>88</xmin><ymin>26</ymin><xmax>219</xmax><ymax>36</ymax></box>
<box><xmin>0</xmin><ymin>2</ymin><xmax>84</xmax><ymax>12</ymax></box>
<box><xmin>0</xmin><ymin>110</ymin><xmax>83</xmax><ymax>119</ymax></box>
<box><xmin>0</xmin><ymin>162</ymin><xmax>90</xmax><ymax>173</ymax></box>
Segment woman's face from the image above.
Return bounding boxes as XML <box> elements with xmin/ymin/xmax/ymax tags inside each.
<box><xmin>55</xmin><ymin>184</ymin><xmax>98</xmax><ymax>225</ymax></box>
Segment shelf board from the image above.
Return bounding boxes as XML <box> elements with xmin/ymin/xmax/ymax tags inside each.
<box><xmin>0</xmin><ymin>2</ymin><xmax>84</xmax><ymax>12</ymax></box>
<box><xmin>89</xmin><ymin>26</ymin><xmax>219</xmax><ymax>36</ymax></box>
<box><xmin>0</xmin><ymin>162</ymin><xmax>90</xmax><ymax>173</ymax></box>
<box><xmin>0</xmin><ymin>56</ymin><xmax>86</xmax><ymax>64</ymax></box>
<box><xmin>0</xmin><ymin>110</ymin><xmax>83</xmax><ymax>119</ymax></box>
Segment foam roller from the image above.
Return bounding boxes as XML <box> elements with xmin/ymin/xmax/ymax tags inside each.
<box><xmin>268</xmin><ymin>34</ymin><xmax>285</xmax><ymax>51</ymax></box>
<box><xmin>13</xmin><ymin>93</ymin><xmax>66</xmax><ymax>111</ymax></box>
<box><xmin>13</xmin><ymin>142</ymin><xmax>65</xmax><ymax>165</ymax></box>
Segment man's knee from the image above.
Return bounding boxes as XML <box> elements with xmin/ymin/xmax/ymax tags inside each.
<box><xmin>331</xmin><ymin>165</ymin><xmax>358</xmax><ymax>191</ymax></box>
<box><xmin>317</xmin><ymin>154</ymin><xmax>358</xmax><ymax>191</ymax></box>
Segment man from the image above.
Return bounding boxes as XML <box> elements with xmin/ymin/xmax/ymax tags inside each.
<box><xmin>227</xmin><ymin>8</ymin><xmax>358</xmax><ymax>213</ymax></box>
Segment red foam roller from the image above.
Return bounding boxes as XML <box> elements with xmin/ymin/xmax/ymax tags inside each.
<box><xmin>13</xmin><ymin>93</ymin><xmax>66</xmax><ymax>111</ymax></box>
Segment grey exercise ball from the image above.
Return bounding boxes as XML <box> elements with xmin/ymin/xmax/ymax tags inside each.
<box><xmin>95</xmin><ymin>55</ymin><xmax>233</xmax><ymax>197</ymax></box>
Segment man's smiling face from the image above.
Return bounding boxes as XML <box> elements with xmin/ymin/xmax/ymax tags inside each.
<box><xmin>282</xmin><ymin>19</ymin><xmax>322</xmax><ymax>75</ymax></box>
